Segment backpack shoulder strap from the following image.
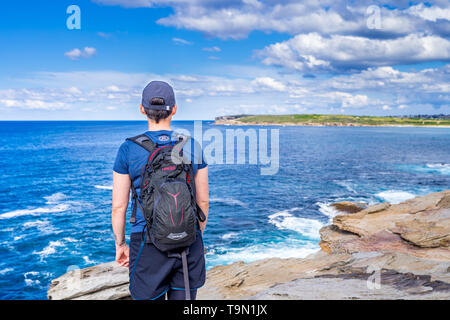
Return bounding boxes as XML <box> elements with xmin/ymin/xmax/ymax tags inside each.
<box><xmin>171</xmin><ymin>134</ymin><xmax>191</xmax><ymax>164</ymax></box>
<box><xmin>173</xmin><ymin>133</ymin><xmax>190</xmax><ymax>149</ymax></box>
<box><xmin>126</xmin><ymin>134</ymin><xmax>157</xmax><ymax>224</ymax></box>
<box><xmin>126</xmin><ymin>134</ymin><xmax>158</xmax><ymax>153</ymax></box>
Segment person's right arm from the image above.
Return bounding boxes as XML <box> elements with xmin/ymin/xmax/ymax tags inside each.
<box><xmin>112</xmin><ymin>171</ymin><xmax>131</xmax><ymax>267</ymax></box>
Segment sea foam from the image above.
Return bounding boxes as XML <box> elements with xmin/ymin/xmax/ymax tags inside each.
<box><xmin>317</xmin><ymin>202</ymin><xmax>342</xmax><ymax>219</ymax></box>
<box><xmin>94</xmin><ymin>185</ymin><xmax>113</xmax><ymax>190</ymax></box>
<box><xmin>376</xmin><ymin>190</ymin><xmax>416</xmax><ymax>204</ymax></box>
<box><xmin>268</xmin><ymin>208</ymin><xmax>323</xmax><ymax>240</ymax></box>
<box><xmin>23</xmin><ymin>220</ymin><xmax>50</xmax><ymax>228</ymax></box>
<box><xmin>401</xmin><ymin>163</ymin><xmax>450</xmax><ymax>176</ymax></box>
<box><xmin>206</xmin><ymin>241</ymin><xmax>320</xmax><ymax>266</ymax></box>
<box><xmin>221</xmin><ymin>232</ymin><xmax>239</xmax><ymax>240</ymax></box>
<box><xmin>33</xmin><ymin>240</ymin><xmax>66</xmax><ymax>259</ymax></box>
<box><xmin>44</xmin><ymin>193</ymin><xmax>67</xmax><ymax>204</ymax></box>
<box><xmin>0</xmin><ymin>268</ymin><xmax>13</xmax><ymax>275</ymax></box>
<box><xmin>210</xmin><ymin>198</ymin><xmax>246</xmax><ymax>207</ymax></box>
<box><xmin>0</xmin><ymin>192</ymin><xmax>70</xmax><ymax>220</ymax></box>
<box><xmin>425</xmin><ymin>163</ymin><xmax>450</xmax><ymax>175</ymax></box>
<box><xmin>334</xmin><ymin>180</ymin><xmax>358</xmax><ymax>194</ymax></box>
<box><xmin>0</xmin><ymin>204</ymin><xmax>70</xmax><ymax>219</ymax></box>
<box><xmin>24</xmin><ymin>271</ymin><xmax>41</xmax><ymax>287</ymax></box>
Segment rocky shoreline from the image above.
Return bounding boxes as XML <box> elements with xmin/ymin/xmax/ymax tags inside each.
<box><xmin>214</xmin><ymin>119</ymin><xmax>450</xmax><ymax>128</ymax></box>
<box><xmin>213</xmin><ymin>115</ymin><xmax>450</xmax><ymax>127</ymax></box>
<box><xmin>47</xmin><ymin>190</ymin><xmax>450</xmax><ymax>300</ymax></box>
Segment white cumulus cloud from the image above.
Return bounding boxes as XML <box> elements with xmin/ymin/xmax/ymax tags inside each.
<box><xmin>259</xmin><ymin>33</ymin><xmax>450</xmax><ymax>73</ymax></box>
<box><xmin>64</xmin><ymin>47</ymin><xmax>97</xmax><ymax>60</ymax></box>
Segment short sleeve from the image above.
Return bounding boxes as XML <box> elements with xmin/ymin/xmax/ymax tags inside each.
<box><xmin>197</xmin><ymin>151</ymin><xmax>208</xmax><ymax>170</ymax></box>
<box><xmin>113</xmin><ymin>142</ymin><xmax>129</xmax><ymax>174</ymax></box>
<box><xmin>191</xmin><ymin>139</ymin><xmax>208</xmax><ymax>170</ymax></box>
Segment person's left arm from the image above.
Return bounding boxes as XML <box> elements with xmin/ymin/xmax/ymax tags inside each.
<box><xmin>195</xmin><ymin>166</ymin><xmax>209</xmax><ymax>234</ymax></box>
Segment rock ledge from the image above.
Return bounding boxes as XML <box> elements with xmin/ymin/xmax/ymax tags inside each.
<box><xmin>48</xmin><ymin>190</ymin><xmax>450</xmax><ymax>300</ymax></box>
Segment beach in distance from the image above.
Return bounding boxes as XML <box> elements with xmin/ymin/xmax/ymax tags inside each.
<box><xmin>214</xmin><ymin>114</ymin><xmax>450</xmax><ymax>127</ymax></box>
<box><xmin>0</xmin><ymin>120</ymin><xmax>449</xmax><ymax>299</ymax></box>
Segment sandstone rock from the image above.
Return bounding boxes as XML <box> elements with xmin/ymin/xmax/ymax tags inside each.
<box><xmin>72</xmin><ymin>283</ymin><xmax>130</xmax><ymax>300</ymax></box>
<box><xmin>197</xmin><ymin>252</ymin><xmax>352</xmax><ymax>300</ymax></box>
<box><xmin>251</xmin><ymin>271</ymin><xmax>450</xmax><ymax>300</ymax></box>
<box><xmin>333</xmin><ymin>190</ymin><xmax>450</xmax><ymax>237</ymax></box>
<box><xmin>391</xmin><ymin>208</ymin><xmax>450</xmax><ymax>248</ymax></box>
<box><xmin>47</xmin><ymin>262</ymin><xmax>129</xmax><ymax>300</ymax></box>
<box><xmin>363</xmin><ymin>202</ymin><xmax>390</xmax><ymax>214</ymax></box>
<box><xmin>48</xmin><ymin>190</ymin><xmax>450</xmax><ymax>300</ymax></box>
<box><xmin>319</xmin><ymin>225</ymin><xmax>359</xmax><ymax>254</ymax></box>
<box><xmin>326</xmin><ymin>229</ymin><xmax>449</xmax><ymax>261</ymax></box>
<box><xmin>437</xmin><ymin>193</ymin><xmax>450</xmax><ymax>209</ymax></box>
<box><xmin>330</xmin><ymin>201</ymin><xmax>367</xmax><ymax>214</ymax></box>
<box><xmin>211</xmin><ymin>251</ymin><xmax>450</xmax><ymax>300</ymax></box>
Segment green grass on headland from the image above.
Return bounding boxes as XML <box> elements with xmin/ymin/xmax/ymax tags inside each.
<box><xmin>223</xmin><ymin>114</ymin><xmax>450</xmax><ymax>126</ymax></box>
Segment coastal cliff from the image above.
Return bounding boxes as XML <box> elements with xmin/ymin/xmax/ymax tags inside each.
<box><xmin>214</xmin><ymin>114</ymin><xmax>450</xmax><ymax>127</ymax></box>
<box><xmin>47</xmin><ymin>190</ymin><xmax>450</xmax><ymax>300</ymax></box>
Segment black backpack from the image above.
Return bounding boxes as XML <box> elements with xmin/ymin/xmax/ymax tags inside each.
<box><xmin>127</xmin><ymin>133</ymin><xmax>206</xmax><ymax>299</ymax></box>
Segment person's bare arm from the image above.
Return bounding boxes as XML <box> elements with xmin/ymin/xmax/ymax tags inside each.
<box><xmin>112</xmin><ymin>171</ymin><xmax>131</xmax><ymax>267</ymax></box>
<box><xmin>195</xmin><ymin>167</ymin><xmax>209</xmax><ymax>234</ymax></box>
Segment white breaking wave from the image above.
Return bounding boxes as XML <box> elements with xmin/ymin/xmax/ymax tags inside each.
<box><xmin>268</xmin><ymin>208</ymin><xmax>323</xmax><ymax>240</ymax></box>
<box><xmin>425</xmin><ymin>163</ymin><xmax>450</xmax><ymax>175</ymax></box>
<box><xmin>44</xmin><ymin>192</ymin><xmax>66</xmax><ymax>204</ymax></box>
<box><xmin>0</xmin><ymin>268</ymin><xmax>13</xmax><ymax>275</ymax></box>
<box><xmin>376</xmin><ymin>190</ymin><xmax>416</xmax><ymax>204</ymax></box>
<box><xmin>334</xmin><ymin>180</ymin><xmax>358</xmax><ymax>194</ymax></box>
<box><xmin>32</xmin><ymin>237</ymin><xmax>79</xmax><ymax>260</ymax></box>
<box><xmin>1</xmin><ymin>192</ymin><xmax>70</xmax><ymax>219</ymax></box>
<box><xmin>317</xmin><ymin>202</ymin><xmax>341</xmax><ymax>219</ymax></box>
<box><xmin>23</xmin><ymin>220</ymin><xmax>50</xmax><ymax>228</ymax></box>
<box><xmin>83</xmin><ymin>256</ymin><xmax>96</xmax><ymax>265</ymax></box>
<box><xmin>207</xmin><ymin>242</ymin><xmax>320</xmax><ymax>266</ymax></box>
<box><xmin>24</xmin><ymin>271</ymin><xmax>41</xmax><ymax>287</ymax></box>
<box><xmin>210</xmin><ymin>198</ymin><xmax>246</xmax><ymax>207</ymax></box>
<box><xmin>33</xmin><ymin>240</ymin><xmax>66</xmax><ymax>259</ymax></box>
<box><xmin>403</xmin><ymin>163</ymin><xmax>450</xmax><ymax>176</ymax></box>
<box><xmin>221</xmin><ymin>232</ymin><xmax>239</xmax><ymax>240</ymax></box>
<box><xmin>25</xmin><ymin>279</ymin><xmax>40</xmax><ymax>287</ymax></box>
<box><xmin>0</xmin><ymin>204</ymin><xmax>70</xmax><ymax>219</ymax></box>
<box><xmin>94</xmin><ymin>185</ymin><xmax>113</xmax><ymax>190</ymax></box>
<box><xmin>22</xmin><ymin>219</ymin><xmax>60</xmax><ymax>236</ymax></box>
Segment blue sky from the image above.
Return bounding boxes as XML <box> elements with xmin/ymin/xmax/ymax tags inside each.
<box><xmin>0</xmin><ymin>0</ymin><xmax>449</xmax><ymax>120</ymax></box>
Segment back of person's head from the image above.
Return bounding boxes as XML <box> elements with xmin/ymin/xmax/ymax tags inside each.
<box><xmin>144</xmin><ymin>109</ymin><xmax>172</xmax><ymax>123</ymax></box>
<box><xmin>141</xmin><ymin>81</ymin><xmax>176</xmax><ymax>123</ymax></box>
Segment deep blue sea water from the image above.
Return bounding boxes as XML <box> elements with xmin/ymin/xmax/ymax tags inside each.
<box><xmin>0</xmin><ymin>121</ymin><xmax>449</xmax><ymax>299</ymax></box>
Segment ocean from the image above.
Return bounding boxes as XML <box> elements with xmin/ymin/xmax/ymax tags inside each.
<box><xmin>0</xmin><ymin>121</ymin><xmax>449</xmax><ymax>299</ymax></box>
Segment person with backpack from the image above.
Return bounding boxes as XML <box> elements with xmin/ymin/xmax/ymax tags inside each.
<box><xmin>111</xmin><ymin>81</ymin><xmax>209</xmax><ymax>300</ymax></box>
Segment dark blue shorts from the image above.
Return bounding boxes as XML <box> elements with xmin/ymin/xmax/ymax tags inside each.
<box><xmin>128</xmin><ymin>229</ymin><xmax>206</xmax><ymax>300</ymax></box>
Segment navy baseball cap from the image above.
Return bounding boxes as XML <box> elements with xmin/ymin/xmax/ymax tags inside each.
<box><xmin>142</xmin><ymin>81</ymin><xmax>176</xmax><ymax>111</ymax></box>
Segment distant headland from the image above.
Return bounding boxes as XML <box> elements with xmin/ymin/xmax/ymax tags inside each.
<box><xmin>214</xmin><ymin>114</ymin><xmax>450</xmax><ymax>127</ymax></box>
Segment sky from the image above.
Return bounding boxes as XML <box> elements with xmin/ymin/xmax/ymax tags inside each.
<box><xmin>0</xmin><ymin>0</ymin><xmax>449</xmax><ymax>120</ymax></box>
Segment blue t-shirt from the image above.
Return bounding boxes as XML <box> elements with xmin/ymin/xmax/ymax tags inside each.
<box><xmin>113</xmin><ymin>130</ymin><xmax>207</xmax><ymax>233</ymax></box>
